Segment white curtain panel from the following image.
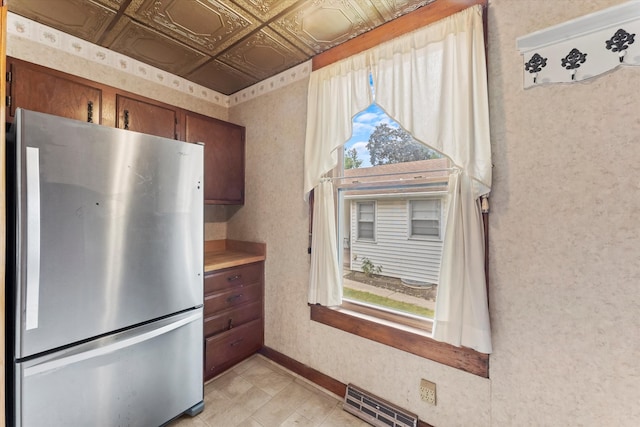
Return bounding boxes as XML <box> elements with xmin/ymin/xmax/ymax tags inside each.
<box><xmin>433</xmin><ymin>170</ymin><xmax>492</xmax><ymax>353</ymax></box>
<box><xmin>303</xmin><ymin>52</ymin><xmax>372</xmax><ymax>306</ymax></box>
<box><xmin>303</xmin><ymin>54</ymin><xmax>372</xmax><ymax>198</ymax></box>
<box><xmin>303</xmin><ymin>5</ymin><xmax>492</xmax><ymax>353</ymax></box>
<box><xmin>371</xmin><ymin>5</ymin><xmax>492</xmax><ymax>353</ymax></box>
<box><xmin>371</xmin><ymin>5</ymin><xmax>491</xmax><ymax>194</ymax></box>
<box><xmin>307</xmin><ymin>180</ymin><xmax>342</xmax><ymax>306</ymax></box>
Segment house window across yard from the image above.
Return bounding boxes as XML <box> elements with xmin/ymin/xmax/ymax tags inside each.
<box><xmin>409</xmin><ymin>199</ymin><xmax>441</xmax><ymax>239</ymax></box>
<box><xmin>356</xmin><ymin>201</ymin><xmax>375</xmax><ymax>241</ymax></box>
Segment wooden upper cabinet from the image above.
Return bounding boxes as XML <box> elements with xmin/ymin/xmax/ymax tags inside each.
<box><xmin>6</xmin><ymin>58</ymin><xmax>101</xmax><ymax>124</ymax></box>
<box><xmin>115</xmin><ymin>94</ymin><xmax>178</xmax><ymax>139</ymax></box>
<box><xmin>5</xmin><ymin>57</ymin><xmax>247</xmax><ymax>205</ymax></box>
<box><xmin>184</xmin><ymin>112</ymin><xmax>245</xmax><ymax>205</ymax></box>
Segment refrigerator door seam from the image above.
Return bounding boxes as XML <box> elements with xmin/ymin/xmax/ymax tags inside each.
<box><xmin>23</xmin><ymin>311</ymin><xmax>201</xmax><ymax>377</ymax></box>
<box><xmin>25</xmin><ymin>146</ymin><xmax>41</xmax><ymax>331</ymax></box>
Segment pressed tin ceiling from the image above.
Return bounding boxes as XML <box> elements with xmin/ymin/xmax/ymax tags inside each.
<box><xmin>8</xmin><ymin>0</ymin><xmax>436</xmax><ymax>95</ymax></box>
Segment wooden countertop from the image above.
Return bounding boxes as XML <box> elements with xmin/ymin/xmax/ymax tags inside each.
<box><xmin>204</xmin><ymin>239</ymin><xmax>266</xmax><ymax>272</ymax></box>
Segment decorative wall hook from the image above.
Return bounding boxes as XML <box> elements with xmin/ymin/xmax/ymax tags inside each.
<box><xmin>561</xmin><ymin>48</ymin><xmax>587</xmax><ymax>80</ymax></box>
<box><xmin>524</xmin><ymin>53</ymin><xmax>547</xmax><ymax>83</ymax></box>
<box><xmin>605</xmin><ymin>28</ymin><xmax>636</xmax><ymax>62</ymax></box>
<box><xmin>517</xmin><ymin>1</ymin><xmax>640</xmax><ymax>88</ymax></box>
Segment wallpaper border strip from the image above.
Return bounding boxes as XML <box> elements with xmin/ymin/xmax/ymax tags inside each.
<box><xmin>5</xmin><ymin>12</ymin><xmax>311</xmax><ymax>108</ymax></box>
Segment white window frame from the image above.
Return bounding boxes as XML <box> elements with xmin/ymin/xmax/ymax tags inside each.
<box><xmin>408</xmin><ymin>198</ymin><xmax>442</xmax><ymax>240</ymax></box>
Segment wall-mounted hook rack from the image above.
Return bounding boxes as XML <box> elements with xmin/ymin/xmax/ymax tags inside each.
<box><xmin>517</xmin><ymin>1</ymin><xmax>640</xmax><ymax>88</ymax></box>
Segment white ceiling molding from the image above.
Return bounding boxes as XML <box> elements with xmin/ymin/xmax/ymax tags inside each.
<box><xmin>516</xmin><ymin>1</ymin><xmax>640</xmax><ymax>88</ymax></box>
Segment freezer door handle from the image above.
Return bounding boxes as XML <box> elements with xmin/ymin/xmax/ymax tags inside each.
<box><xmin>25</xmin><ymin>147</ymin><xmax>41</xmax><ymax>330</ymax></box>
<box><xmin>24</xmin><ymin>311</ymin><xmax>202</xmax><ymax>377</ymax></box>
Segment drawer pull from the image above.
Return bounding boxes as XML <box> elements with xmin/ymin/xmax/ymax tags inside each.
<box><xmin>228</xmin><ymin>318</ymin><xmax>233</xmax><ymax>330</ymax></box>
<box><xmin>226</xmin><ymin>294</ymin><xmax>243</xmax><ymax>303</ymax></box>
<box><xmin>227</xmin><ymin>274</ymin><xmax>242</xmax><ymax>282</ymax></box>
<box><xmin>230</xmin><ymin>338</ymin><xmax>244</xmax><ymax>347</ymax></box>
<box><xmin>87</xmin><ymin>101</ymin><xmax>93</xmax><ymax>123</ymax></box>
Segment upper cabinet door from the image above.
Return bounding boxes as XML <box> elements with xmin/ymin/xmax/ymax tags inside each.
<box><xmin>6</xmin><ymin>58</ymin><xmax>101</xmax><ymax>124</ymax></box>
<box><xmin>116</xmin><ymin>94</ymin><xmax>177</xmax><ymax>140</ymax></box>
<box><xmin>184</xmin><ymin>112</ymin><xmax>245</xmax><ymax>205</ymax></box>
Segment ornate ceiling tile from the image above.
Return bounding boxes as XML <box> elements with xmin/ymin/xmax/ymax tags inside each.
<box><xmin>8</xmin><ymin>0</ymin><xmax>117</xmax><ymax>43</ymax></box>
<box><xmin>105</xmin><ymin>17</ymin><xmax>211</xmax><ymax>76</ymax></box>
<box><xmin>187</xmin><ymin>59</ymin><xmax>258</xmax><ymax>95</ymax></box>
<box><xmin>230</xmin><ymin>0</ymin><xmax>300</xmax><ymax>22</ymax></box>
<box><xmin>125</xmin><ymin>0</ymin><xmax>260</xmax><ymax>56</ymax></box>
<box><xmin>93</xmin><ymin>0</ymin><xmax>128</xmax><ymax>10</ymax></box>
<box><xmin>371</xmin><ymin>0</ymin><xmax>436</xmax><ymax>21</ymax></box>
<box><xmin>218</xmin><ymin>27</ymin><xmax>308</xmax><ymax>81</ymax></box>
<box><xmin>270</xmin><ymin>0</ymin><xmax>385</xmax><ymax>56</ymax></box>
<box><xmin>8</xmin><ymin>0</ymin><xmax>447</xmax><ymax>96</ymax></box>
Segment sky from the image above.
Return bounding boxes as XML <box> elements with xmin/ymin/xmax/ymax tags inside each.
<box><xmin>344</xmin><ymin>103</ymin><xmax>400</xmax><ymax>168</ymax></box>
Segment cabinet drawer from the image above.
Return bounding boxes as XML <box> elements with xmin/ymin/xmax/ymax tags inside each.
<box><xmin>204</xmin><ymin>283</ymin><xmax>261</xmax><ymax>316</ymax></box>
<box><xmin>204</xmin><ymin>301</ymin><xmax>262</xmax><ymax>337</ymax></box>
<box><xmin>205</xmin><ymin>262</ymin><xmax>262</xmax><ymax>294</ymax></box>
<box><xmin>204</xmin><ymin>319</ymin><xmax>263</xmax><ymax>377</ymax></box>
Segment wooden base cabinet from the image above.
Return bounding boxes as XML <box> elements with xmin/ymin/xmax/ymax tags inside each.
<box><xmin>203</xmin><ymin>262</ymin><xmax>264</xmax><ymax>381</ymax></box>
<box><xmin>205</xmin><ymin>320</ymin><xmax>263</xmax><ymax>377</ymax></box>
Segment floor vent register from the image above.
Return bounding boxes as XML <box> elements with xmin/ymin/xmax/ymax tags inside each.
<box><xmin>343</xmin><ymin>383</ymin><xmax>418</xmax><ymax>427</ymax></box>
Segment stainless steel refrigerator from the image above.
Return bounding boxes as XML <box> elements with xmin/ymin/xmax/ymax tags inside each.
<box><xmin>5</xmin><ymin>109</ymin><xmax>205</xmax><ymax>426</ymax></box>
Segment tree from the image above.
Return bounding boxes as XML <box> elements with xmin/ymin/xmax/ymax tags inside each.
<box><xmin>344</xmin><ymin>147</ymin><xmax>363</xmax><ymax>169</ymax></box>
<box><xmin>366</xmin><ymin>123</ymin><xmax>439</xmax><ymax>165</ymax></box>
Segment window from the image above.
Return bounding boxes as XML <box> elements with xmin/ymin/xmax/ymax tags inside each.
<box><xmin>337</xmin><ymin>104</ymin><xmax>446</xmax><ymax>325</ymax></box>
<box><xmin>409</xmin><ymin>199</ymin><xmax>441</xmax><ymax>239</ymax></box>
<box><xmin>356</xmin><ymin>201</ymin><xmax>375</xmax><ymax>241</ymax></box>
<box><xmin>316</xmin><ymin>132</ymin><xmax>487</xmax><ymax>374</ymax></box>
<box><xmin>304</xmin><ymin>2</ymin><xmax>492</xmax><ymax>375</ymax></box>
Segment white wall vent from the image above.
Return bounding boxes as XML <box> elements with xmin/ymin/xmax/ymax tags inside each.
<box><xmin>343</xmin><ymin>383</ymin><xmax>418</xmax><ymax>427</ymax></box>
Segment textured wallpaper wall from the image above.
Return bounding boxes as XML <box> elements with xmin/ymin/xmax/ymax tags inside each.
<box><xmin>229</xmin><ymin>0</ymin><xmax>640</xmax><ymax>425</ymax></box>
<box><xmin>228</xmin><ymin>79</ymin><xmax>316</xmax><ymax>365</ymax></box>
<box><xmin>488</xmin><ymin>0</ymin><xmax>639</xmax><ymax>425</ymax></box>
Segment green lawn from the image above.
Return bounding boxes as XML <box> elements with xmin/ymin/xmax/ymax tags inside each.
<box><xmin>344</xmin><ymin>287</ymin><xmax>434</xmax><ymax>318</ymax></box>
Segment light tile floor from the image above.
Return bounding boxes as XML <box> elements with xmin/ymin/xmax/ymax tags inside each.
<box><xmin>168</xmin><ymin>354</ymin><xmax>370</xmax><ymax>427</ymax></box>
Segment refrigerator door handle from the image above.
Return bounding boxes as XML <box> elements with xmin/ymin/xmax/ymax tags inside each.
<box><xmin>25</xmin><ymin>146</ymin><xmax>41</xmax><ymax>331</ymax></box>
<box><xmin>23</xmin><ymin>311</ymin><xmax>201</xmax><ymax>378</ymax></box>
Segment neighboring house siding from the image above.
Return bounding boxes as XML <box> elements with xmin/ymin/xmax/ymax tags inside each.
<box><xmin>349</xmin><ymin>198</ymin><xmax>443</xmax><ymax>284</ymax></box>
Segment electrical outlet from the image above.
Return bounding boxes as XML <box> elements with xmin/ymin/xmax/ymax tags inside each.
<box><xmin>420</xmin><ymin>379</ymin><xmax>436</xmax><ymax>405</ymax></box>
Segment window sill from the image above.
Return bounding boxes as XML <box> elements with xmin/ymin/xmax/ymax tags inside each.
<box><xmin>309</xmin><ymin>304</ymin><xmax>489</xmax><ymax>378</ymax></box>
